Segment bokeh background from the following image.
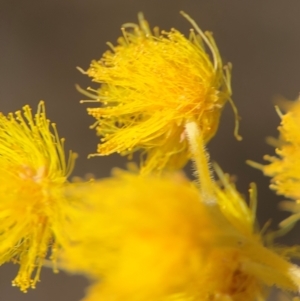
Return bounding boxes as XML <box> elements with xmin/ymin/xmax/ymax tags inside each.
<box><xmin>1</xmin><ymin>1</ymin><xmax>300</xmax><ymax>300</ymax></box>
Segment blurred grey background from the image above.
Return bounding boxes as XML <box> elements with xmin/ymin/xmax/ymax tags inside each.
<box><xmin>1</xmin><ymin>0</ymin><xmax>300</xmax><ymax>300</ymax></box>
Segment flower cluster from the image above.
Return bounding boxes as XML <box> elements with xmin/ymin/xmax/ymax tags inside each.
<box><xmin>248</xmin><ymin>99</ymin><xmax>300</xmax><ymax>230</ymax></box>
<box><xmin>61</xmin><ymin>152</ymin><xmax>300</xmax><ymax>301</ymax></box>
<box><xmin>80</xmin><ymin>12</ymin><xmax>240</xmax><ymax>175</ymax></box>
<box><xmin>0</xmin><ymin>101</ymin><xmax>77</xmax><ymax>291</ymax></box>
<box><xmin>2</xmin><ymin>11</ymin><xmax>300</xmax><ymax>301</ymax></box>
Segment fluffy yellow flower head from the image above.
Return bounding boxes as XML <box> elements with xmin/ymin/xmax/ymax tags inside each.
<box><xmin>247</xmin><ymin>99</ymin><xmax>300</xmax><ymax>228</ymax></box>
<box><xmin>0</xmin><ymin>101</ymin><xmax>77</xmax><ymax>292</ymax></box>
<box><xmin>81</xmin><ymin>12</ymin><xmax>240</xmax><ymax>175</ymax></box>
<box><xmin>62</xmin><ymin>133</ymin><xmax>300</xmax><ymax>301</ymax></box>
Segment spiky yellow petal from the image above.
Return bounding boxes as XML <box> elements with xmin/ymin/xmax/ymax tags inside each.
<box><xmin>0</xmin><ymin>101</ymin><xmax>77</xmax><ymax>291</ymax></box>
<box><xmin>81</xmin><ymin>12</ymin><xmax>240</xmax><ymax>175</ymax></box>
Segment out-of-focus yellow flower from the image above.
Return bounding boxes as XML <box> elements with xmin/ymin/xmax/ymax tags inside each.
<box><xmin>0</xmin><ymin>101</ymin><xmax>77</xmax><ymax>292</ymax></box>
<box><xmin>247</xmin><ymin>99</ymin><xmax>300</xmax><ymax>229</ymax></box>
<box><xmin>62</xmin><ymin>139</ymin><xmax>300</xmax><ymax>301</ymax></box>
<box><xmin>80</xmin><ymin>12</ymin><xmax>240</xmax><ymax>175</ymax></box>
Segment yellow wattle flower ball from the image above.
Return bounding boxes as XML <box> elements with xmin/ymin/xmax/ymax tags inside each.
<box><xmin>62</xmin><ymin>170</ymin><xmax>300</xmax><ymax>301</ymax></box>
<box><xmin>0</xmin><ymin>101</ymin><xmax>77</xmax><ymax>292</ymax></box>
<box><xmin>247</xmin><ymin>99</ymin><xmax>300</xmax><ymax>229</ymax></box>
<box><xmin>263</xmin><ymin>100</ymin><xmax>300</xmax><ymax>200</ymax></box>
<box><xmin>81</xmin><ymin>12</ymin><xmax>240</xmax><ymax>175</ymax></box>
